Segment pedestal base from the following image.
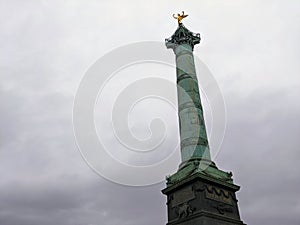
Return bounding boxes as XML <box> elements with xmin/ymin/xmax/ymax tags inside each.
<box><xmin>162</xmin><ymin>165</ymin><xmax>246</xmax><ymax>225</ymax></box>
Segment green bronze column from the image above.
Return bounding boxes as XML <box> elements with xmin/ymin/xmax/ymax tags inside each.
<box><xmin>162</xmin><ymin>15</ymin><xmax>245</xmax><ymax>225</ymax></box>
<box><xmin>166</xmin><ymin>23</ymin><xmax>211</xmax><ymax>167</ymax></box>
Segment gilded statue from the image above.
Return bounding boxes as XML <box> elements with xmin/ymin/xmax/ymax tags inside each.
<box><xmin>173</xmin><ymin>11</ymin><xmax>188</xmax><ymax>25</ymax></box>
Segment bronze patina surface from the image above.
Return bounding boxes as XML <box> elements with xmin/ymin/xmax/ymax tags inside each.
<box><xmin>162</xmin><ymin>15</ymin><xmax>246</xmax><ymax>225</ymax></box>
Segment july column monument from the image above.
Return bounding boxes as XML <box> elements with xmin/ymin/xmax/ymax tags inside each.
<box><xmin>162</xmin><ymin>12</ymin><xmax>246</xmax><ymax>225</ymax></box>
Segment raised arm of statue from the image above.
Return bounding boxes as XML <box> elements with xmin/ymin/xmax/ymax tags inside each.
<box><xmin>173</xmin><ymin>11</ymin><xmax>188</xmax><ymax>25</ymax></box>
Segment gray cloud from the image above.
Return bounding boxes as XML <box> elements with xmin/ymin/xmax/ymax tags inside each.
<box><xmin>0</xmin><ymin>0</ymin><xmax>299</xmax><ymax>225</ymax></box>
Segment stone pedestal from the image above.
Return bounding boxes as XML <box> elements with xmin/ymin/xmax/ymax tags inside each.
<box><xmin>162</xmin><ymin>165</ymin><xmax>246</xmax><ymax>225</ymax></box>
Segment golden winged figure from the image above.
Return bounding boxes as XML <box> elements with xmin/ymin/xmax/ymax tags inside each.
<box><xmin>173</xmin><ymin>11</ymin><xmax>188</xmax><ymax>25</ymax></box>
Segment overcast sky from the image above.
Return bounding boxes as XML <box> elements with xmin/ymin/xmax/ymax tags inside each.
<box><xmin>1</xmin><ymin>0</ymin><xmax>300</xmax><ymax>225</ymax></box>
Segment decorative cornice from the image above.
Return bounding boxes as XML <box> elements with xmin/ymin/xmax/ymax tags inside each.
<box><xmin>165</xmin><ymin>24</ymin><xmax>200</xmax><ymax>50</ymax></box>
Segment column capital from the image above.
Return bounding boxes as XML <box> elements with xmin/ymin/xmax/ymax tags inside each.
<box><xmin>165</xmin><ymin>24</ymin><xmax>201</xmax><ymax>51</ymax></box>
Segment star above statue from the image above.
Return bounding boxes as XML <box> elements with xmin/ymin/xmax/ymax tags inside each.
<box><xmin>173</xmin><ymin>11</ymin><xmax>188</xmax><ymax>25</ymax></box>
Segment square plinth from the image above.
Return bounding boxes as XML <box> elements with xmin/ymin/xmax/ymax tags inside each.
<box><xmin>162</xmin><ymin>172</ymin><xmax>246</xmax><ymax>225</ymax></box>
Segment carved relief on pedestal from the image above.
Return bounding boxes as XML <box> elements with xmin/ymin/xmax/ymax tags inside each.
<box><xmin>204</xmin><ymin>184</ymin><xmax>235</xmax><ymax>215</ymax></box>
<box><xmin>169</xmin><ymin>186</ymin><xmax>196</xmax><ymax>220</ymax></box>
<box><xmin>172</xmin><ymin>186</ymin><xmax>195</xmax><ymax>208</ymax></box>
<box><xmin>175</xmin><ymin>202</ymin><xmax>195</xmax><ymax>219</ymax></box>
<box><xmin>213</xmin><ymin>203</ymin><xmax>234</xmax><ymax>215</ymax></box>
<box><xmin>205</xmin><ymin>185</ymin><xmax>232</xmax><ymax>205</ymax></box>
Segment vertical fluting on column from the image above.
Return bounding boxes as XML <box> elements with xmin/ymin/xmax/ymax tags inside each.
<box><xmin>166</xmin><ymin>24</ymin><xmax>211</xmax><ymax>167</ymax></box>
